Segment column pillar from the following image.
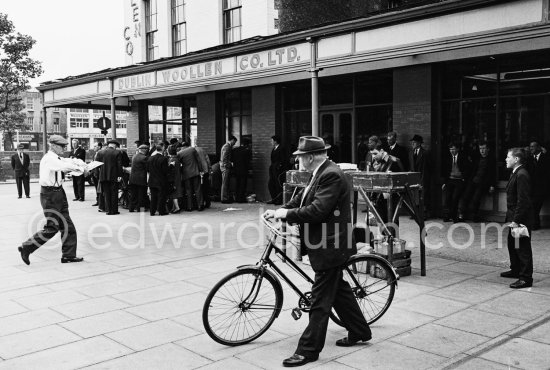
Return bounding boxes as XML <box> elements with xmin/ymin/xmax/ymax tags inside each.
<box><xmin>309</xmin><ymin>38</ymin><xmax>319</xmax><ymax>136</ymax></box>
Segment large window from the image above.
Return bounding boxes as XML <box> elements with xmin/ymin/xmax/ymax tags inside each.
<box><xmin>53</xmin><ymin>117</ymin><xmax>60</xmax><ymax>133</ymax></box>
<box><xmin>145</xmin><ymin>0</ymin><xmax>159</xmax><ymax>61</ymax></box>
<box><xmin>171</xmin><ymin>0</ymin><xmax>186</xmax><ymax>56</ymax></box>
<box><xmin>224</xmin><ymin>90</ymin><xmax>251</xmax><ymax>144</ymax></box>
<box><xmin>147</xmin><ymin>99</ymin><xmax>196</xmax><ymax>144</ymax></box>
<box><xmin>26</xmin><ymin>97</ymin><xmax>34</xmax><ymax>110</ymax></box>
<box><xmin>223</xmin><ymin>0</ymin><xmax>242</xmax><ymax>44</ymax></box>
<box><xmin>441</xmin><ymin>55</ymin><xmax>550</xmax><ymax>181</ymax></box>
<box><xmin>70</xmin><ymin>117</ymin><xmax>89</xmax><ymax>128</ymax></box>
<box><xmin>26</xmin><ymin>116</ymin><xmax>34</xmax><ymax>126</ymax></box>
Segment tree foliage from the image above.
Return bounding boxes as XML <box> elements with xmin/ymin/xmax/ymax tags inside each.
<box><xmin>0</xmin><ymin>13</ymin><xmax>42</xmax><ymax>146</ymax></box>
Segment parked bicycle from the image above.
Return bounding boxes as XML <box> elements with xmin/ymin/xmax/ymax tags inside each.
<box><xmin>202</xmin><ymin>216</ymin><xmax>399</xmax><ymax>346</ymax></box>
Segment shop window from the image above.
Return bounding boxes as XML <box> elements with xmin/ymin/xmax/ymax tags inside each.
<box><xmin>145</xmin><ymin>0</ymin><xmax>159</xmax><ymax>61</ymax></box>
<box><xmin>223</xmin><ymin>0</ymin><xmax>241</xmax><ymax>44</ymax></box>
<box><xmin>283</xmin><ymin>81</ymin><xmax>311</xmax><ymax>111</ymax></box>
<box><xmin>224</xmin><ymin>89</ymin><xmax>251</xmax><ymax>144</ymax></box>
<box><xmin>355</xmin><ymin>72</ymin><xmax>393</xmax><ymax>105</ymax></box>
<box><xmin>171</xmin><ymin>0</ymin><xmax>187</xmax><ymax>56</ymax></box>
<box><xmin>320</xmin><ymin>76</ymin><xmax>353</xmax><ymax>106</ymax></box>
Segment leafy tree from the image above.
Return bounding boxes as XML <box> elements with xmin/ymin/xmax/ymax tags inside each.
<box><xmin>0</xmin><ymin>13</ymin><xmax>42</xmax><ymax>150</ymax></box>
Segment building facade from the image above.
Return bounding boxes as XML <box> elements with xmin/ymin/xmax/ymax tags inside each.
<box><xmin>2</xmin><ymin>91</ymin><xmax>67</xmax><ymax>151</ymax></box>
<box><xmin>38</xmin><ymin>0</ymin><xmax>550</xmax><ymax>222</ymax></box>
<box><xmin>66</xmin><ymin>109</ymin><xmax>128</xmax><ymax>150</ymax></box>
<box><xmin>123</xmin><ymin>0</ymin><xmax>278</xmax><ymax>65</ymax></box>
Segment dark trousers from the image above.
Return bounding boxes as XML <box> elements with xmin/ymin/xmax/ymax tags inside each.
<box><xmin>72</xmin><ymin>175</ymin><xmax>85</xmax><ymax>200</ymax></box>
<box><xmin>507</xmin><ymin>229</ymin><xmax>533</xmax><ymax>283</ymax></box>
<box><xmin>129</xmin><ymin>184</ymin><xmax>148</xmax><ymax>211</ymax></box>
<box><xmin>268</xmin><ymin>168</ymin><xmax>284</xmax><ymax>204</ymax></box>
<box><xmin>443</xmin><ymin>178</ymin><xmax>466</xmax><ymax>220</ymax></box>
<box><xmin>296</xmin><ymin>267</ymin><xmax>371</xmax><ymax>358</ymax></box>
<box><xmin>459</xmin><ymin>182</ymin><xmax>488</xmax><ymax>219</ymax></box>
<box><xmin>201</xmin><ymin>173</ymin><xmax>211</xmax><ymax>207</ymax></box>
<box><xmin>102</xmin><ymin>181</ymin><xmax>118</xmax><ymax>214</ymax></box>
<box><xmin>235</xmin><ymin>173</ymin><xmax>248</xmax><ymax>202</ymax></box>
<box><xmin>221</xmin><ymin>168</ymin><xmax>231</xmax><ymax>202</ymax></box>
<box><xmin>183</xmin><ymin>176</ymin><xmax>202</xmax><ymax>210</ymax></box>
<box><xmin>21</xmin><ymin>188</ymin><xmax>77</xmax><ymax>258</ymax></box>
<box><xmin>532</xmin><ymin>194</ymin><xmax>546</xmax><ymax>228</ymax></box>
<box><xmin>15</xmin><ymin>175</ymin><xmax>30</xmax><ymax>197</ymax></box>
<box><xmin>149</xmin><ymin>186</ymin><xmax>167</xmax><ymax>215</ymax></box>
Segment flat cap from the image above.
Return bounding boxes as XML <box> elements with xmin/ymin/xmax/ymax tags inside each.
<box><xmin>138</xmin><ymin>144</ymin><xmax>149</xmax><ymax>150</ymax></box>
<box><xmin>107</xmin><ymin>139</ymin><xmax>120</xmax><ymax>145</ymax></box>
<box><xmin>17</xmin><ymin>144</ymin><xmax>24</xmax><ymax>149</ymax></box>
<box><xmin>49</xmin><ymin>135</ymin><xmax>68</xmax><ymax>146</ymax></box>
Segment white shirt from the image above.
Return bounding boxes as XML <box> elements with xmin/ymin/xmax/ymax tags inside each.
<box><xmin>39</xmin><ymin>151</ymin><xmax>81</xmax><ymax>187</ymax></box>
<box><xmin>389</xmin><ymin>143</ymin><xmax>396</xmax><ymax>151</ymax></box>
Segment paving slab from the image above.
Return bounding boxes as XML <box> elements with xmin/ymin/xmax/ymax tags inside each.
<box><xmin>480</xmin><ymin>337</ymin><xmax>550</xmax><ymax>369</ymax></box>
<box><xmin>475</xmin><ymin>290</ymin><xmax>550</xmax><ymax>320</ymax></box>
<box><xmin>451</xmin><ymin>357</ymin><xmax>523</xmax><ymax>370</ymax></box>
<box><xmin>51</xmin><ymin>296</ymin><xmax>129</xmax><ymax>319</ymax></box>
<box><xmin>392</xmin><ymin>293</ymin><xmax>471</xmax><ymax>318</ymax></box>
<box><xmin>0</xmin><ymin>308</ymin><xmax>68</xmax><ymax>337</ymax></box>
<box><xmin>59</xmin><ymin>310</ymin><xmax>148</xmax><ymax>338</ymax></box>
<box><xmin>434</xmin><ymin>308</ymin><xmax>526</xmax><ymax>338</ymax></box>
<box><xmin>428</xmin><ymin>278</ymin><xmax>510</xmax><ymax>304</ymax></box>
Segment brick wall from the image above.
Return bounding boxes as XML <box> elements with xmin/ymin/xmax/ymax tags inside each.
<box><xmin>392</xmin><ymin>65</ymin><xmax>432</xmax><ymax>151</ymax></box>
<box><xmin>197</xmin><ymin>92</ymin><xmax>217</xmax><ymax>156</ymax></box>
<box><xmin>251</xmin><ymin>85</ymin><xmax>277</xmax><ymax>201</ymax></box>
<box><xmin>126</xmin><ymin>104</ymin><xmax>140</xmax><ymax>152</ymax></box>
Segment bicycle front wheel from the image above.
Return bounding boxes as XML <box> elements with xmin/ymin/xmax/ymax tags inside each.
<box><xmin>202</xmin><ymin>268</ymin><xmax>282</xmax><ymax>346</ymax></box>
<box><xmin>342</xmin><ymin>255</ymin><xmax>396</xmax><ymax>325</ymax></box>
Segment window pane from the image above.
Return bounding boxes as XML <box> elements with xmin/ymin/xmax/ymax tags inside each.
<box><xmin>241</xmin><ymin>115</ymin><xmax>251</xmax><ymax>136</ymax></box>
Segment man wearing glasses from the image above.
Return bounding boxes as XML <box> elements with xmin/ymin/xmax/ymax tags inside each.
<box><xmin>17</xmin><ymin>135</ymin><xmax>87</xmax><ymax>265</ymax></box>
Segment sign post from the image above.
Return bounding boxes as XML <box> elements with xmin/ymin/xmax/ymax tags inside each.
<box><xmin>96</xmin><ymin>112</ymin><xmax>112</xmax><ymax>143</ymax></box>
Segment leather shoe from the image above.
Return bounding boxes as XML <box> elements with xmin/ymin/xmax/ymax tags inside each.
<box><xmin>92</xmin><ymin>203</ymin><xmax>99</xmax><ymax>206</ymax></box>
<box><xmin>500</xmin><ymin>270</ymin><xmax>519</xmax><ymax>278</ymax></box>
<box><xmin>61</xmin><ymin>256</ymin><xmax>84</xmax><ymax>263</ymax></box>
<box><xmin>98</xmin><ymin>209</ymin><xmax>105</xmax><ymax>212</ymax></box>
<box><xmin>335</xmin><ymin>335</ymin><xmax>372</xmax><ymax>347</ymax></box>
<box><xmin>78</xmin><ymin>199</ymin><xmax>84</xmax><ymax>202</ymax></box>
<box><xmin>18</xmin><ymin>247</ymin><xmax>30</xmax><ymax>265</ymax></box>
<box><xmin>73</xmin><ymin>198</ymin><xmax>80</xmax><ymax>201</ymax></box>
<box><xmin>282</xmin><ymin>354</ymin><xmax>318</xmax><ymax>367</ymax></box>
<box><xmin>510</xmin><ymin>279</ymin><xmax>532</xmax><ymax>289</ymax></box>
<box><xmin>26</xmin><ymin>196</ymin><xmax>30</xmax><ymax>198</ymax></box>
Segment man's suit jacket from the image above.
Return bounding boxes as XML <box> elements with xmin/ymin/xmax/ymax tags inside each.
<box><xmin>529</xmin><ymin>152</ymin><xmax>550</xmax><ymax>197</ymax></box>
<box><xmin>146</xmin><ymin>154</ymin><xmax>169</xmax><ymax>188</ymax></box>
<box><xmin>195</xmin><ymin>146</ymin><xmax>211</xmax><ymax>172</ymax></box>
<box><xmin>283</xmin><ymin>160</ymin><xmax>356</xmax><ymax>271</ymax></box>
<box><xmin>270</xmin><ymin>145</ymin><xmax>287</xmax><ymax>175</ymax></box>
<box><xmin>388</xmin><ymin>143</ymin><xmax>409</xmax><ymax>171</ymax></box>
<box><xmin>99</xmin><ymin>147</ymin><xmax>122</xmax><ymax>182</ymax></box>
<box><xmin>129</xmin><ymin>152</ymin><xmax>148</xmax><ymax>186</ymax></box>
<box><xmin>411</xmin><ymin>147</ymin><xmax>429</xmax><ymax>185</ymax></box>
<box><xmin>220</xmin><ymin>143</ymin><xmax>232</xmax><ymax>170</ymax></box>
<box><xmin>232</xmin><ymin>146</ymin><xmax>252</xmax><ymax>176</ymax></box>
<box><xmin>70</xmin><ymin>147</ymin><xmax>86</xmax><ymax>162</ymax></box>
<box><xmin>177</xmin><ymin>146</ymin><xmax>203</xmax><ymax>180</ymax></box>
<box><xmin>443</xmin><ymin>152</ymin><xmax>471</xmax><ymax>183</ymax></box>
<box><xmin>11</xmin><ymin>152</ymin><xmax>30</xmax><ymax>178</ymax></box>
<box><xmin>506</xmin><ymin>165</ymin><xmax>534</xmax><ymax>229</ymax></box>
<box><xmin>471</xmin><ymin>155</ymin><xmax>496</xmax><ymax>188</ymax></box>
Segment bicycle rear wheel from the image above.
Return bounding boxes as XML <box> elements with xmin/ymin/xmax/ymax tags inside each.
<box><xmin>340</xmin><ymin>255</ymin><xmax>396</xmax><ymax>325</ymax></box>
<box><xmin>202</xmin><ymin>268</ymin><xmax>282</xmax><ymax>346</ymax></box>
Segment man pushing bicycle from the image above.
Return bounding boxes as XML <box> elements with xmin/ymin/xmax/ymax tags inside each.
<box><xmin>263</xmin><ymin>136</ymin><xmax>372</xmax><ymax>367</ymax></box>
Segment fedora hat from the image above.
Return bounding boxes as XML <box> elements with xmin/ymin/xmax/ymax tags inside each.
<box><xmin>292</xmin><ymin>136</ymin><xmax>331</xmax><ymax>155</ymax></box>
<box><xmin>410</xmin><ymin>134</ymin><xmax>423</xmax><ymax>143</ymax></box>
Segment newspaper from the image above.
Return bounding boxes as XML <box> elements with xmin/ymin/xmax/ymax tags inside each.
<box><xmin>68</xmin><ymin>160</ymin><xmax>103</xmax><ymax>177</ymax></box>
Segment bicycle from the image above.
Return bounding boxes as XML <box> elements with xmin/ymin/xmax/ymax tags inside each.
<box><xmin>202</xmin><ymin>216</ymin><xmax>399</xmax><ymax>346</ymax></box>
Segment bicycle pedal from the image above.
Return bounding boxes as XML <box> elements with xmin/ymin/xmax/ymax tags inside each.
<box><xmin>291</xmin><ymin>307</ymin><xmax>302</xmax><ymax>320</ymax></box>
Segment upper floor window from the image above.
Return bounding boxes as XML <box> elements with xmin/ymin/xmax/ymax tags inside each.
<box><xmin>171</xmin><ymin>0</ymin><xmax>187</xmax><ymax>56</ymax></box>
<box><xmin>53</xmin><ymin>117</ymin><xmax>60</xmax><ymax>132</ymax></box>
<box><xmin>145</xmin><ymin>0</ymin><xmax>159</xmax><ymax>61</ymax></box>
<box><xmin>26</xmin><ymin>97</ymin><xmax>34</xmax><ymax>110</ymax></box>
<box><xmin>70</xmin><ymin>117</ymin><xmax>89</xmax><ymax>128</ymax></box>
<box><xmin>53</xmin><ymin>107</ymin><xmax>59</xmax><ymax>112</ymax></box>
<box><xmin>26</xmin><ymin>116</ymin><xmax>34</xmax><ymax>126</ymax></box>
<box><xmin>223</xmin><ymin>0</ymin><xmax>242</xmax><ymax>44</ymax></box>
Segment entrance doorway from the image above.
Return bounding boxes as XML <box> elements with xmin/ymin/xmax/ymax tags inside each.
<box><xmin>320</xmin><ymin>111</ymin><xmax>353</xmax><ymax>163</ymax></box>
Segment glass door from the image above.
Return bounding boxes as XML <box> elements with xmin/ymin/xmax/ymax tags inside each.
<box><xmin>320</xmin><ymin>110</ymin><xmax>353</xmax><ymax>163</ymax></box>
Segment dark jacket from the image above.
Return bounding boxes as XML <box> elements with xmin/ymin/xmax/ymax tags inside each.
<box><xmin>470</xmin><ymin>155</ymin><xmax>496</xmax><ymax>188</ymax></box>
<box><xmin>270</xmin><ymin>145</ymin><xmax>287</xmax><ymax>175</ymax></box>
<box><xmin>411</xmin><ymin>147</ymin><xmax>429</xmax><ymax>185</ymax></box>
<box><xmin>506</xmin><ymin>165</ymin><xmax>534</xmax><ymax>229</ymax></box>
<box><xmin>388</xmin><ymin>143</ymin><xmax>409</xmax><ymax>171</ymax></box>
<box><xmin>99</xmin><ymin>147</ymin><xmax>122</xmax><ymax>182</ymax></box>
<box><xmin>529</xmin><ymin>152</ymin><xmax>550</xmax><ymax>197</ymax></box>
<box><xmin>220</xmin><ymin>142</ymin><xmax>232</xmax><ymax>170</ymax></box>
<box><xmin>129</xmin><ymin>152</ymin><xmax>148</xmax><ymax>186</ymax></box>
<box><xmin>443</xmin><ymin>152</ymin><xmax>471</xmax><ymax>183</ymax></box>
<box><xmin>147</xmin><ymin>154</ymin><xmax>169</xmax><ymax>188</ymax></box>
<box><xmin>178</xmin><ymin>146</ymin><xmax>203</xmax><ymax>180</ymax></box>
<box><xmin>11</xmin><ymin>152</ymin><xmax>30</xmax><ymax>178</ymax></box>
<box><xmin>232</xmin><ymin>145</ymin><xmax>252</xmax><ymax>176</ymax></box>
<box><xmin>70</xmin><ymin>146</ymin><xmax>86</xmax><ymax>162</ymax></box>
<box><xmin>283</xmin><ymin>160</ymin><xmax>356</xmax><ymax>271</ymax></box>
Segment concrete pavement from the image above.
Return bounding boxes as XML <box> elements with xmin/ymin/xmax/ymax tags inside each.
<box><xmin>1</xmin><ymin>182</ymin><xmax>550</xmax><ymax>369</ymax></box>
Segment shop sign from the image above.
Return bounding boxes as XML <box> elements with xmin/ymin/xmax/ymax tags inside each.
<box><xmin>115</xmin><ymin>43</ymin><xmax>310</xmax><ymax>92</ymax></box>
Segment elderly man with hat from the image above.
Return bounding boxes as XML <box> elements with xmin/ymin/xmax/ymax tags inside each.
<box><xmin>100</xmin><ymin>140</ymin><xmax>123</xmax><ymax>215</ymax></box>
<box><xmin>129</xmin><ymin>144</ymin><xmax>150</xmax><ymax>212</ymax></box>
<box><xmin>17</xmin><ymin>135</ymin><xmax>87</xmax><ymax>265</ymax></box>
<box><xmin>263</xmin><ymin>136</ymin><xmax>371</xmax><ymax>367</ymax></box>
<box><xmin>11</xmin><ymin>143</ymin><xmax>31</xmax><ymax>199</ymax></box>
